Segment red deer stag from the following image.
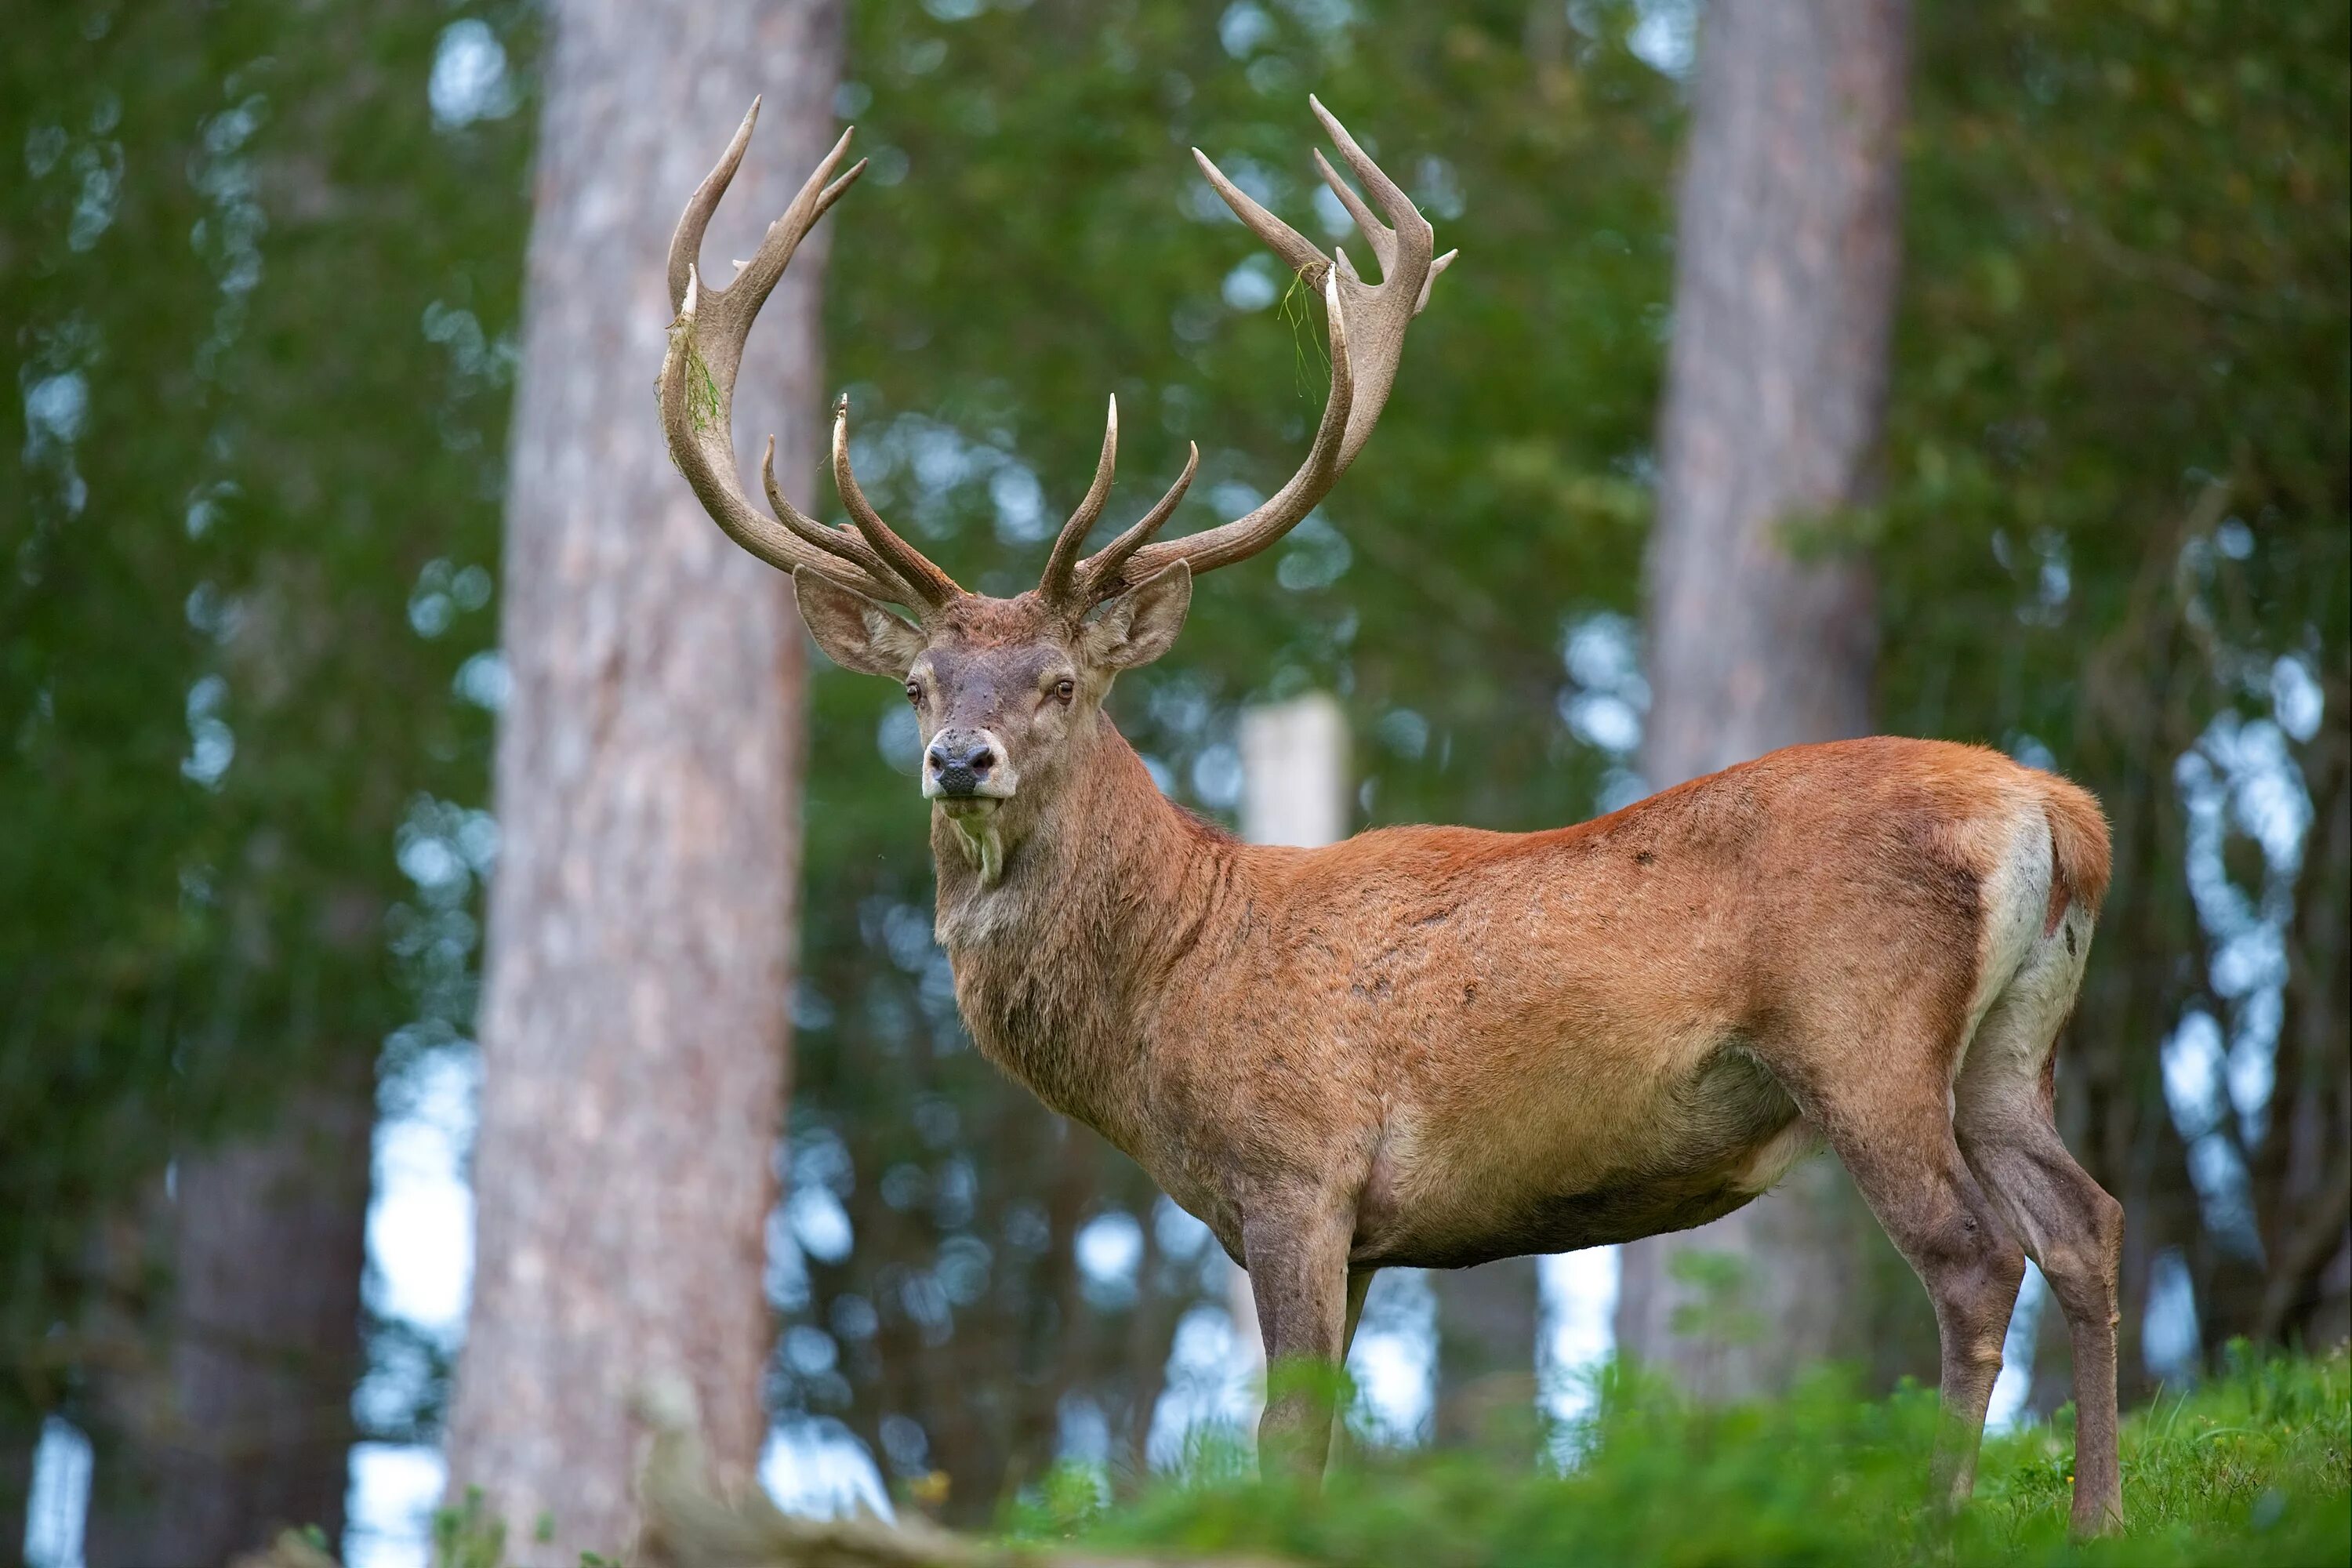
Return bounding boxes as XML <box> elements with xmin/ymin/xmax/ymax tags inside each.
<box><xmin>657</xmin><ymin>99</ymin><xmax>2123</xmax><ymax>1533</ymax></box>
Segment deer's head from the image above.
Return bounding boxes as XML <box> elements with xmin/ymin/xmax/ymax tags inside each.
<box><xmin>658</xmin><ymin>96</ymin><xmax>1450</xmax><ymax>880</ymax></box>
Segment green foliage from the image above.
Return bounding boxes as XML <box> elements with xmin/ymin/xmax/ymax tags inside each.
<box><xmin>419</xmin><ymin>1489</ymin><xmax>615</xmax><ymax>1568</ymax></box>
<box><xmin>1973</xmin><ymin>1344</ymin><xmax>2352</xmax><ymax>1559</ymax></box>
<box><xmin>1889</xmin><ymin>0</ymin><xmax>2350</xmax><ymax>1383</ymax></box>
<box><xmin>1</xmin><ymin>0</ymin><xmax>532</xmax><ymax>1454</ymax></box>
<box><xmin>430</xmin><ymin>1486</ymin><xmax>507</xmax><ymax>1568</ymax></box>
<box><xmin>1049</xmin><ymin>1348</ymin><xmax>2352</xmax><ymax>1566</ymax></box>
<box><xmin>1664</xmin><ymin>1249</ymin><xmax>1766</xmax><ymax>1352</ymax></box>
<box><xmin>1888</xmin><ymin>0</ymin><xmax>2350</xmax><ymax>768</ymax></box>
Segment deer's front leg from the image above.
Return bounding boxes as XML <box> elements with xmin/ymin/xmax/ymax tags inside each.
<box><xmin>1243</xmin><ymin>1203</ymin><xmax>1354</xmax><ymax>1479</ymax></box>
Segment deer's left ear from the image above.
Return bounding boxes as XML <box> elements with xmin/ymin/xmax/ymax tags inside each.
<box><xmin>1081</xmin><ymin>560</ymin><xmax>1192</xmax><ymax>671</ymax></box>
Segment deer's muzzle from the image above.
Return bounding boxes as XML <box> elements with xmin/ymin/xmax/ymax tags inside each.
<box><xmin>924</xmin><ymin>728</ymin><xmax>1015</xmax><ymax>803</ymax></box>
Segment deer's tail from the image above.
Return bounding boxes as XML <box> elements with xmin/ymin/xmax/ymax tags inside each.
<box><xmin>2036</xmin><ymin>772</ymin><xmax>2112</xmax><ymax>938</ymax></box>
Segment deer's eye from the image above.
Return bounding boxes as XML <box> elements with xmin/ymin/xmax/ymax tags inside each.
<box><xmin>1053</xmin><ymin>677</ymin><xmax>1076</xmax><ymax>703</ymax></box>
<box><xmin>904</xmin><ymin>681</ymin><xmax>922</xmax><ymax>706</ymax></box>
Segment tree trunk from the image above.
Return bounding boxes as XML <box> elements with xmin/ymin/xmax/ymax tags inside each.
<box><xmin>1613</xmin><ymin>0</ymin><xmax>1909</xmax><ymax>1399</ymax></box>
<box><xmin>1429</xmin><ymin>1259</ymin><xmax>1539</xmax><ymax>1451</ymax></box>
<box><xmin>443</xmin><ymin>2</ymin><xmax>834</xmax><ymax>1558</ymax></box>
<box><xmin>82</xmin><ymin>1070</ymin><xmax>373</xmax><ymax>1568</ymax></box>
<box><xmin>3</xmin><ymin>1425</ymin><xmax>38</xmax><ymax>1568</ymax></box>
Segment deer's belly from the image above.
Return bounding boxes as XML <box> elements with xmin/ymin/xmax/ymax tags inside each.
<box><xmin>1348</xmin><ymin>1033</ymin><xmax>1821</xmax><ymax>1269</ymax></box>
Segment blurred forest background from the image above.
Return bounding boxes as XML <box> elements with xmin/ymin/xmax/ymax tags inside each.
<box><xmin>2</xmin><ymin>0</ymin><xmax>2345</xmax><ymax>1564</ymax></box>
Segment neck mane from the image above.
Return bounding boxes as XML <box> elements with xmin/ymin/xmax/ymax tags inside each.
<box><xmin>929</xmin><ymin>713</ymin><xmax>1236</xmax><ymax>1142</ymax></box>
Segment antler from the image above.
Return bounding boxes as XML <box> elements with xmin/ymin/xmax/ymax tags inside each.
<box><xmin>662</xmin><ymin>97</ymin><xmax>1446</xmax><ymax>619</ymax></box>
<box><xmin>658</xmin><ymin>101</ymin><xmax>963</xmax><ymax>612</ymax></box>
<box><xmin>1035</xmin><ymin>395</ymin><xmax>1201</xmax><ymax>614</ymax></box>
<box><xmin>1058</xmin><ymin>96</ymin><xmax>1455</xmax><ymax>605</ymax></box>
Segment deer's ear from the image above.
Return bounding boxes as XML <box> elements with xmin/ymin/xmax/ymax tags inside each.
<box><xmin>1081</xmin><ymin>560</ymin><xmax>1192</xmax><ymax>672</ymax></box>
<box><xmin>793</xmin><ymin>568</ymin><xmax>927</xmax><ymax>677</ymax></box>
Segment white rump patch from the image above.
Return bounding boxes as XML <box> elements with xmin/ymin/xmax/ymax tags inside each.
<box><xmin>1954</xmin><ymin>809</ymin><xmax>2055</xmax><ymax>1087</ymax></box>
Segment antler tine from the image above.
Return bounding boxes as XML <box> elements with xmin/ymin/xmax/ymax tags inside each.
<box><xmin>1098</xmin><ymin>98</ymin><xmax>1445</xmax><ymax>596</ymax></box>
<box><xmin>1304</xmin><ymin>96</ymin><xmax>1436</xmax><ymax>470</ymax></box>
<box><xmin>1073</xmin><ymin>441</ymin><xmax>1200</xmax><ymax>605</ymax></box>
<box><xmin>731</xmin><ymin>125</ymin><xmax>865</xmax><ymax>321</ymax></box>
<box><xmin>660</xmin><ymin>105</ymin><xmax>954</xmax><ymax>606</ymax></box>
<box><xmin>832</xmin><ymin>397</ymin><xmax>963</xmax><ymax>611</ymax></box>
<box><xmin>1308</xmin><ymin>96</ymin><xmax>1417</xmax><ymax>238</ymax></box>
<box><xmin>1417</xmin><ymin>249</ymin><xmax>1460</xmax><ymax>314</ymax></box>
<box><xmin>1087</xmin><ymin>268</ymin><xmax>1356</xmax><ymax>592</ymax></box>
<box><xmin>1037</xmin><ymin>395</ymin><xmax>1120</xmax><ymax>607</ymax></box>
<box><xmin>1191</xmin><ymin>149</ymin><xmax>1331</xmax><ymax>287</ymax></box>
<box><xmin>760</xmin><ymin>435</ymin><xmax>900</xmax><ymax>584</ymax></box>
<box><xmin>667</xmin><ymin>98</ymin><xmax>760</xmax><ymax>314</ymax></box>
<box><xmin>1309</xmin><ymin>141</ymin><xmax>1458</xmax><ymax>318</ymax></box>
<box><xmin>1312</xmin><ymin>147</ymin><xmax>1391</xmax><ymax>274</ymax></box>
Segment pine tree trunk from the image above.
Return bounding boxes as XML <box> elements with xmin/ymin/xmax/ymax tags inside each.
<box><xmin>443</xmin><ymin>3</ymin><xmax>834</xmax><ymax>1558</ymax></box>
<box><xmin>82</xmin><ymin>1069</ymin><xmax>373</xmax><ymax>1568</ymax></box>
<box><xmin>1</xmin><ymin>1440</ymin><xmax>24</xmax><ymax>1568</ymax></box>
<box><xmin>1613</xmin><ymin>0</ymin><xmax>1909</xmax><ymax>1399</ymax></box>
<box><xmin>1430</xmin><ymin>1258</ymin><xmax>1539</xmax><ymax>1450</ymax></box>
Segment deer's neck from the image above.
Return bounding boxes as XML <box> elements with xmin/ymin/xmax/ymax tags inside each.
<box><xmin>930</xmin><ymin>717</ymin><xmax>1232</xmax><ymax>1141</ymax></box>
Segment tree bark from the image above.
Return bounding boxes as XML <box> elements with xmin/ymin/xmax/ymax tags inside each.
<box><xmin>1429</xmin><ymin>1258</ymin><xmax>1539</xmax><ymax>1450</ymax></box>
<box><xmin>82</xmin><ymin>1071</ymin><xmax>373</xmax><ymax>1568</ymax></box>
<box><xmin>1613</xmin><ymin>0</ymin><xmax>1909</xmax><ymax>1399</ymax></box>
<box><xmin>443</xmin><ymin>3</ymin><xmax>833</xmax><ymax>1559</ymax></box>
<box><xmin>3</xmin><ymin>1425</ymin><xmax>39</xmax><ymax>1568</ymax></box>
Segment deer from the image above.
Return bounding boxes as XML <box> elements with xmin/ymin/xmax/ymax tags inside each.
<box><xmin>656</xmin><ymin>97</ymin><xmax>2125</xmax><ymax>1534</ymax></box>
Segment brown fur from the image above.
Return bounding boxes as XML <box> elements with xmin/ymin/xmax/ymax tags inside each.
<box><xmin>928</xmin><ymin>727</ymin><xmax>2096</xmax><ymax>1268</ymax></box>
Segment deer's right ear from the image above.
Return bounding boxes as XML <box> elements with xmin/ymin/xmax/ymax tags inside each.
<box><xmin>792</xmin><ymin>568</ymin><xmax>927</xmax><ymax>677</ymax></box>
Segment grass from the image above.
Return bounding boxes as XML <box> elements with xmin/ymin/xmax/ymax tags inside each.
<box><xmin>1014</xmin><ymin>1345</ymin><xmax>2351</xmax><ymax>1567</ymax></box>
<box><xmin>380</xmin><ymin>1346</ymin><xmax>2346</xmax><ymax>1566</ymax></box>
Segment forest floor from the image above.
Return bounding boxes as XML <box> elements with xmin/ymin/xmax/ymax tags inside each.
<box><xmin>379</xmin><ymin>1345</ymin><xmax>2349</xmax><ymax>1566</ymax></box>
<box><xmin>1023</xmin><ymin>1345</ymin><xmax>2351</xmax><ymax>1566</ymax></box>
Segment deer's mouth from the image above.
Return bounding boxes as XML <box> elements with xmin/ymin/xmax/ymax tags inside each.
<box><xmin>924</xmin><ymin>765</ymin><xmax>1015</xmax><ymax>808</ymax></box>
<box><xmin>938</xmin><ymin>795</ymin><xmax>1010</xmax><ymax>886</ymax></box>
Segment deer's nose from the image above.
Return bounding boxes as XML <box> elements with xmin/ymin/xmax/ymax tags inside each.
<box><xmin>927</xmin><ymin>731</ymin><xmax>996</xmax><ymax>797</ymax></box>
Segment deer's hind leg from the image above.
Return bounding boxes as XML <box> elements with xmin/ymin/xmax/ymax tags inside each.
<box><xmin>1766</xmin><ymin>1011</ymin><xmax>2027</xmax><ymax>1510</ymax></box>
<box><xmin>1952</xmin><ymin>906</ymin><xmax>2123</xmax><ymax>1535</ymax></box>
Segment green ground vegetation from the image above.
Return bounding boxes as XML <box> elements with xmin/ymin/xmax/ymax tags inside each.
<box><xmin>387</xmin><ymin>1345</ymin><xmax>2349</xmax><ymax>1566</ymax></box>
<box><xmin>1027</xmin><ymin>1345</ymin><xmax>2352</xmax><ymax>1568</ymax></box>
